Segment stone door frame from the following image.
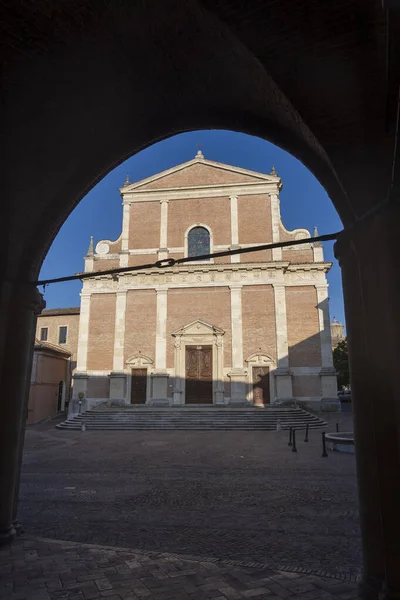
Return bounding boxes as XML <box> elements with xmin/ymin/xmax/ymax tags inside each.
<box><xmin>245</xmin><ymin>351</ymin><xmax>276</xmax><ymax>405</ymax></box>
<box><xmin>125</xmin><ymin>353</ymin><xmax>153</xmax><ymax>405</ymax></box>
<box><xmin>172</xmin><ymin>320</ymin><xmax>225</xmax><ymax>405</ymax></box>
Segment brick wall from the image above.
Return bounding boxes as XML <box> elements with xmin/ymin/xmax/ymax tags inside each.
<box><xmin>282</xmin><ymin>248</ymin><xmax>314</xmax><ymax>263</ymax></box>
<box><xmin>136</xmin><ymin>162</ymin><xmax>262</xmax><ymax>190</ymax></box>
<box><xmin>166</xmin><ymin>287</ymin><xmax>231</xmax><ymax>368</ymax></box>
<box><xmin>238</xmin><ymin>194</ymin><xmax>272</xmax><ymax>262</ymax></box>
<box><xmin>286</xmin><ymin>286</ymin><xmax>322</xmax><ymax>367</ymax></box>
<box><xmin>128</xmin><ymin>254</ymin><xmax>157</xmax><ymax>267</ymax></box>
<box><xmin>129</xmin><ymin>201</ymin><xmax>160</xmax><ymax>249</ymax></box>
<box><xmin>87</xmin><ymin>294</ymin><xmax>116</xmax><ymax>370</ymax></box>
<box><xmin>36</xmin><ymin>313</ymin><xmax>80</xmax><ymax>363</ymax></box>
<box><xmin>167</xmin><ymin>197</ymin><xmax>231</xmax><ymax>248</ymax></box>
<box><xmin>124</xmin><ymin>290</ymin><xmax>157</xmax><ymax>362</ymax></box>
<box><xmin>92</xmin><ymin>259</ymin><xmax>120</xmax><ymax>272</ymax></box>
<box><xmin>242</xmin><ymin>285</ymin><xmax>276</xmax><ymax>361</ymax></box>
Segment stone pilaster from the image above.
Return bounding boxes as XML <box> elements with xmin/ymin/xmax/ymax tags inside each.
<box><xmin>273</xmin><ymin>284</ymin><xmax>293</xmax><ymax>401</ymax></box>
<box><xmin>158</xmin><ymin>199</ymin><xmax>169</xmax><ymax>261</ymax></box>
<box><xmin>316</xmin><ymin>284</ymin><xmax>339</xmax><ymax>410</ymax></box>
<box><xmin>120</xmin><ymin>201</ymin><xmax>131</xmax><ymax>267</ymax></box>
<box><xmin>270</xmin><ymin>194</ymin><xmax>283</xmax><ymax>261</ymax></box>
<box><xmin>151</xmin><ymin>287</ymin><xmax>169</xmax><ymax>405</ymax></box>
<box><xmin>120</xmin><ymin>251</ymin><xmax>129</xmax><ymax>267</ymax></box>
<box><xmin>0</xmin><ymin>284</ymin><xmax>45</xmax><ymax>544</ymax></box>
<box><xmin>76</xmin><ymin>293</ymin><xmax>91</xmax><ymax>373</ymax></box>
<box><xmin>109</xmin><ymin>291</ymin><xmax>128</xmax><ymax>405</ymax></box>
<box><xmin>229</xmin><ymin>195</ymin><xmax>240</xmax><ymax>263</ymax></box>
<box><xmin>121</xmin><ymin>202</ymin><xmax>130</xmax><ymax>253</ymax></box>
<box><xmin>112</xmin><ymin>292</ymin><xmax>127</xmax><ymax>372</ymax></box>
<box><xmin>227</xmin><ymin>284</ymin><xmax>246</xmax><ymax>404</ymax></box>
<box><xmin>313</xmin><ymin>243</ymin><xmax>324</xmax><ymax>262</ymax></box>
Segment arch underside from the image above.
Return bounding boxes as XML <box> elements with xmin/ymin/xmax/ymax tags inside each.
<box><xmin>3</xmin><ymin>2</ymin><xmax>397</xmax><ymax>281</ymax></box>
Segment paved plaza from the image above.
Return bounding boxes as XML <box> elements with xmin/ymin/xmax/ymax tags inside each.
<box><xmin>0</xmin><ymin>412</ymin><xmax>360</xmax><ymax>599</ymax></box>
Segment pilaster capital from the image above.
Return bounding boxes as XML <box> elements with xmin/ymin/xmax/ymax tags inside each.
<box><xmin>229</xmin><ymin>283</ymin><xmax>243</xmax><ymax>290</ymax></box>
<box><xmin>315</xmin><ymin>283</ymin><xmax>329</xmax><ymax>291</ymax></box>
<box><xmin>160</xmin><ymin>198</ymin><xmax>169</xmax><ymax>204</ymax></box>
<box><xmin>8</xmin><ymin>283</ymin><xmax>46</xmax><ymax>316</ymax></box>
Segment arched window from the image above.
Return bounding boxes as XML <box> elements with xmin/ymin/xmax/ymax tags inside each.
<box><xmin>187</xmin><ymin>226</ymin><xmax>210</xmax><ymax>258</ymax></box>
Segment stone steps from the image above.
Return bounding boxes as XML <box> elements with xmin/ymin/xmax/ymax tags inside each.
<box><xmin>57</xmin><ymin>407</ymin><xmax>327</xmax><ymax>431</ymax></box>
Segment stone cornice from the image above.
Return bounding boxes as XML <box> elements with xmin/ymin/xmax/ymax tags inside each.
<box><xmin>82</xmin><ymin>261</ymin><xmax>329</xmax><ymax>292</ymax></box>
<box><xmin>122</xmin><ymin>182</ymin><xmax>279</xmax><ymax>203</ymax></box>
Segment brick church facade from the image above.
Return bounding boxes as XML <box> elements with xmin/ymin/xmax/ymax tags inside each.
<box><xmin>37</xmin><ymin>151</ymin><xmax>337</xmax><ymax>412</ymax></box>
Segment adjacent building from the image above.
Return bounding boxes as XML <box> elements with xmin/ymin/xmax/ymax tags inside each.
<box><xmin>330</xmin><ymin>317</ymin><xmax>346</xmax><ymax>349</ymax></box>
<box><xmin>28</xmin><ymin>340</ymin><xmax>71</xmax><ymax>423</ymax></box>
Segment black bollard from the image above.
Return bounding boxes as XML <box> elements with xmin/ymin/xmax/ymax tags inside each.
<box><xmin>292</xmin><ymin>429</ymin><xmax>297</xmax><ymax>452</ymax></box>
<box><xmin>336</xmin><ymin>422</ymin><xmax>339</xmax><ymax>433</ymax></box>
<box><xmin>321</xmin><ymin>431</ymin><xmax>328</xmax><ymax>457</ymax></box>
<box><xmin>288</xmin><ymin>427</ymin><xmax>293</xmax><ymax>447</ymax></box>
<box><xmin>304</xmin><ymin>423</ymin><xmax>309</xmax><ymax>443</ymax></box>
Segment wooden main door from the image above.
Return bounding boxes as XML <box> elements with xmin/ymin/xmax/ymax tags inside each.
<box><xmin>130</xmin><ymin>368</ymin><xmax>147</xmax><ymax>404</ymax></box>
<box><xmin>252</xmin><ymin>366</ymin><xmax>270</xmax><ymax>406</ymax></box>
<box><xmin>185</xmin><ymin>345</ymin><xmax>213</xmax><ymax>404</ymax></box>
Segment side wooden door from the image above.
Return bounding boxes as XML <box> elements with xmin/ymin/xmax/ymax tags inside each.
<box><xmin>252</xmin><ymin>366</ymin><xmax>270</xmax><ymax>406</ymax></box>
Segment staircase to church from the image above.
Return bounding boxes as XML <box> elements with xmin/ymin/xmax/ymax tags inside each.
<box><xmin>57</xmin><ymin>406</ymin><xmax>327</xmax><ymax>431</ymax></box>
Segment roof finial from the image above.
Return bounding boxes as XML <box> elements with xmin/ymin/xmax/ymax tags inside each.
<box><xmin>270</xmin><ymin>165</ymin><xmax>278</xmax><ymax>177</ymax></box>
<box><xmin>313</xmin><ymin>226</ymin><xmax>322</xmax><ymax>247</ymax></box>
<box><xmin>123</xmin><ymin>174</ymin><xmax>130</xmax><ymax>186</ymax></box>
<box><xmin>195</xmin><ymin>143</ymin><xmax>204</xmax><ymax>159</ymax></box>
<box><xmin>86</xmin><ymin>235</ymin><xmax>94</xmax><ymax>256</ymax></box>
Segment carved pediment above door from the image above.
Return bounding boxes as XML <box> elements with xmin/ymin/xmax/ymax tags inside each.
<box><xmin>126</xmin><ymin>352</ymin><xmax>154</xmax><ymax>368</ymax></box>
<box><xmin>171</xmin><ymin>319</ymin><xmax>225</xmax><ymax>338</ymax></box>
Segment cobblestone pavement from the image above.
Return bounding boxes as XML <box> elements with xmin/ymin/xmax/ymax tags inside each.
<box><xmin>0</xmin><ymin>535</ymin><xmax>359</xmax><ymax>600</ymax></box>
<box><xmin>18</xmin><ymin>411</ymin><xmax>360</xmax><ymax>585</ymax></box>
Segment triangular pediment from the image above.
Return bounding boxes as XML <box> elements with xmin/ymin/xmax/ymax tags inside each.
<box><xmin>121</xmin><ymin>156</ymin><xmax>279</xmax><ymax>193</ymax></box>
<box><xmin>172</xmin><ymin>319</ymin><xmax>225</xmax><ymax>337</ymax></box>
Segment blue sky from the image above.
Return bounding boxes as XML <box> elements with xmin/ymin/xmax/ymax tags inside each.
<box><xmin>39</xmin><ymin>129</ymin><xmax>345</xmax><ymax>326</ymax></box>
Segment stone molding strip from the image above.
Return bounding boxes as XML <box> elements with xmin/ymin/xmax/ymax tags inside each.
<box><xmin>35</xmin><ymin>231</ymin><xmax>339</xmax><ymax>286</ymax></box>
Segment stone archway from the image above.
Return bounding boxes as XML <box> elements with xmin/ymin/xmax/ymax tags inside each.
<box><xmin>172</xmin><ymin>320</ymin><xmax>225</xmax><ymax>405</ymax></box>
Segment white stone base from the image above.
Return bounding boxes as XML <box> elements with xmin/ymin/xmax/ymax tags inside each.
<box><xmin>272</xmin><ymin>397</ymin><xmax>297</xmax><ymax>408</ymax></box>
<box><xmin>150</xmin><ymin>371</ymin><xmax>169</xmax><ymax>405</ymax></box>
<box><xmin>147</xmin><ymin>398</ymin><xmax>170</xmax><ymax>407</ymax></box>
<box><xmin>320</xmin><ymin>396</ymin><xmax>341</xmax><ymax>413</ymax></box>
<box><xmin>227</xmin><ymin>368</ymin><xmax>247</xmax><ymax>405</ymax></box>
<box><xmin>109</xmin><ymin>372</ymin><xmax>127</xmax><ymax>402</ymax></box>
